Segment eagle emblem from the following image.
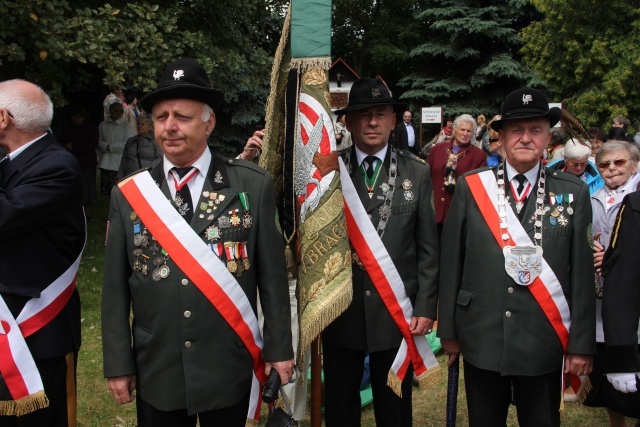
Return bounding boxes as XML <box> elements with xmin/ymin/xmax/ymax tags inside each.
<box><xmin>522</xmin><ymin>94</ymin><xmax>533</xmax><ymax>105</ymax></box>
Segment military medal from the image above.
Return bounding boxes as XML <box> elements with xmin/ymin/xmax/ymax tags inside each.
<box><xmin>558</xmin><ymin>214</ymin><xmax>568</xmax><ymax>227</ymax></box>
<box><xmin>203</xmin><ymin>191</ymin><xmax>210</xmax><ymax>198</ymax></box>
<box><xmin>200</xmin><ymin>202</ymin><xmax>209</xmax><ymax>211</ymax></box>
<box><xmin>565</xmin><ymin>194</ymin><xmax>574</xmax><ymax>215</ymax></box>
<box><xmin>218</xmin><ymin>215</ymin><xmax>231</xmax><ymax>228</ymax></box>
<box><xmin>159</xmin><ymin>262</ymin><xmax>170</xmax><ymax>279</ymax></box>
<box><xmin>241</xmin><ymin>242</ymin><xmax>250</xmax><ymax>270</ymax></box>
<box><xmin>404</xmin><ymin>190</ymin><xmax>414</xmax><ymax>201</ymax></box>
<box><xmin>229</xmin><ymin>209</ymin><xmax>241</xmax><ymax>227</ymax></box>
<box><xmin>205</xmin><ymin>225</ymin><xmax>220</xmax><ymax>241</ymax></box>
<box><xmin>224</xmin><ymin>242</ymin><xmax>237</xmax><ymax>273</ymax></box>
<box><xmin>130</xmin><ymin>211</ymin><xmax>137</xmax><ymax>221</ymax></box>
<box><xmin>550</xmin><ymin>216</ymin><xmax>557</xmax><ymax>226</ymax></box>
<box><xmin>402</xmin><ymin>179</ymin><xmax>412</xmax><ymax>190</ymax></box>
<box><xmin>509</xmin><ymin>177</ymin><xmax>531</xmax><ymax>214</ymax></box>
<box><xmin>239</xmin><ymin>192</ymin><xmax>252</xmax><ymax>229</ymax></box>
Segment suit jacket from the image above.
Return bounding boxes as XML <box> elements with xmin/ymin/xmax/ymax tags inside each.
<box><xmin>438</xmin><ymin>166</ymin><xmax>596</xmax><ymax>376</ymax></box>
<box><xmin>392</xmin><ymin>121</ymin><xmax>419</xmax><ymax>155</ymax></box>
<box><xmin>0</xmin><ymin>133</ymin><xmax>84</xmax><ymax>360</ymax></box>
<box><xmin>322</xmin><ymin>146</ymin><xmax>439</xmax><ymax>352</ymax></box>
<box><xmin>101</xmin><ymin>149</ymin><xmax>293</xmax><ymax>415</ymax></box>
<box><xmin>427</xmin><ymin>141</ymin><xmax>486</xmax><ymax>224</ymax></box>
<box><xmin>602</xmin><ymin>192</ymin><xmax>640</xmax><ymax>374</ymax></box>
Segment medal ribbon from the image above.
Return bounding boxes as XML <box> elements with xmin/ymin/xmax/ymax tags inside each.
<box><xmin>170</xmin><ymin>167</ymin><xmax>198</xmax><ymax>191</ymax></box>
<box><xmin>118</xmin><ymin>172</ymin><xmax>265</xmax><ymax>421</ymax></box>
<box><xmin>339</xmin><ymin>158</ymin><xmax>440</xmax><ymax>395</ymax></box>
<box><xmin>466</xmin><ymin>171</ymin><xmax>588</xmax><ymax>393</ymax></box>
<box><xmin>0</xmin><ymin>236</ymin><xmax>84</xmax><ymax>415</ymax></box>
<box><xmin>509</xmin><ymin>180</ymin><xmax>532</xmax><ymax>205</ymax></box>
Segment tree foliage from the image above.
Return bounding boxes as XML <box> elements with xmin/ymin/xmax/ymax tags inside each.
<box><xmin>521</xmin><ymin>0</ymin><xmax>640</xmax><ymax>128</ymax></box>
<box><xmin>0</xmin><ymin>0</ymin><xmax>286</xmax><ymax>154</ymax></box>
<box><xmin>396</xmin><ymin>0</ymin><xmax>542</xmax><ymax>119</ymax></box>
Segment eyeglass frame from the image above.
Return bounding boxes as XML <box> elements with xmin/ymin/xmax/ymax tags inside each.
<box><xmin>597</xmin><ymin>158</ymin><xmax>631</xmax><ymax>169</ymax></box>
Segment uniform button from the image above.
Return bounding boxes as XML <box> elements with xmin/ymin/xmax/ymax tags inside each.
<box><xmin>505</xmin><ymin>311</ymin><xmax>512</xmax><ymax>318</ymax></box>
<box><xmin>441</xmin><ymin>197</ymin><xmax>445</xmax><ymax>202</ymax></box>
<box><xmin>181</xmin><ymin>279</ymin><xmax>189</xmax><ymax>286</ymax></box>
<box><xmin>184</xmin><ymin>341</ymin><xmax>192</xmax><ymax>348</ymax></box>
<box><xmin>365</xmin><ymin>290</ymin><xmax>371</xmax><ymax>296</ymax></box>
<box><xmin>507</xmin><ymin>287</ymin><xmax>514</xmax><ymax>294</ymax></box>
<box><xmin>184</xmin><ymin>311</ymin><xmax>192</xmax><ymax>318</ymax></box>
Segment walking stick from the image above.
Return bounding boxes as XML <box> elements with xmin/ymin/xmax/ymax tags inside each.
<box><xmin>445</xmin><ymin>357</ymin><xmax>459</xmax><ymax>427</ymax></box>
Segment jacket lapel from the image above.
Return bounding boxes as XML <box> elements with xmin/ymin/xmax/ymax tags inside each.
<box><xmin>191</xmin><ymin>153</ymin><xmax>235</xmax><ymax>235</ymax></box>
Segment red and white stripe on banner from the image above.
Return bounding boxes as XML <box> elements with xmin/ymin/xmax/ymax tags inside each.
<box><xmin>118</xmin><ymin>172</ymin><xmax>265</xmax><ymax>421</ymax></box>
<box><xmin>338</xmin><ymin>158</ymin><xmax>439</xmax><ymax>395</ymax></box>
<box><xmin>466</xmin><ymin>171</ymin><xmax>589</xmax><ymax>397</ymax></box>
<box><xmin>0</xmin><ymin>243</ymin><xmax>82</xmax><ymax>413</ymax></box>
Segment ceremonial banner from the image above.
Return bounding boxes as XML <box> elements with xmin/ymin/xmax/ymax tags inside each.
<box><xmin>260</xmin><ymin>1</ymin><xmax>352</xmax><ymax>375</ymax></box>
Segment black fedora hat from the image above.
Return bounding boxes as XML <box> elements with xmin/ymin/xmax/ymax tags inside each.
<box><xmin>138</xmin><ymin>58</ymin><xmax>224</xmax><ymax>112</ymax></box>
<box><xmin>334</xmin><ymin>77</ymin><xmax>406</xmax><ymax>115</ymax></box>
<box><xmin>490</xmin><ymin>87</ymin><xmax>561</xmax><ymax>131</ymax></box>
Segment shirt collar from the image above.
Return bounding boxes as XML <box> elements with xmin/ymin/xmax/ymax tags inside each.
<box><xmin>354</xmin><ymin>144</ymin><xmax>388</xmax><ymax>167</ymax></box>
<box><xmin>505</xmin><ymin>160</ymin><xmax>540</xmax><ymax>185</ymax></box>
<box><xmin>163</xmin><ymin>146</ymin><xmax>212</xmax><ymax>182</ymax></box>
<box><xmin>6</xmin><ymin>133</ymin><xmax>47</xmax><ymax>160</ymax></box>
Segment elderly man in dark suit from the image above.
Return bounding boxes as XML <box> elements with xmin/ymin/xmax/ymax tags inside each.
<box><xmin>322</xmin><ymin>77</ymin><xmax>440</xmax><ymax>427</ymax></box>
<box><xmin>101</xmin><ymin>58</ymin><xmax>294</xmax><ymax>427</ymax></box>
<box><xmin>0</xmin><ymin>79</ymin><xmax>85</xmax><ymax>426</ymax></box>
<box><xmin>438</xmin><ymin>88</ymin><xmax>595</xmax><ymax>426</ymax></box>
<box><xmin>392</xmin><ymin>110</ymin><xmax>419</xmax><ymax>155</ymax></box>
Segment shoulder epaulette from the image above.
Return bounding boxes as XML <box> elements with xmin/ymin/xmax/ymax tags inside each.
<box><xmin>223</xmin><ymin>157</ymin><xmax>267</xmax><ymax>176</ymax></box>
<box><xmin>396</xmin><ymin>149</ymin><xmax>426</xmax><ymax>164</ymax></box>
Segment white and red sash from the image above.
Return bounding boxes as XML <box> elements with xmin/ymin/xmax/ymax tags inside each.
<box><xmin>118</xmin><ymin>172</ymin><xmax>266</xmax><ymax>421</ymax></box>
<box><xmin>0</xmin><ymin>246</ymin><xmax>83</xmax><ymax>416</ymax></box>
<box><xmin>338</xmin><ymin>158</ymin><xmax>440</xmax><ymax>396</ymax></box>
<box><xmin>466</xmin><ymin>170</ymin><xmax>589</xmax><ymax>398</ymax></box>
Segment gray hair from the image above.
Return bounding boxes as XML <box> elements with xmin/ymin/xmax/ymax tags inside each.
<box><xmin>564</xmin><ymin>138</ymin><xmax>591</xmax><ymax>160</ymax></box>
<box><xmin>0</xmin><ymin>79</ymin><xmax>53</xmax><ymax>132</ymax></box>
<box><xmin>137</xmin><ymin>116</ymin><xmax>153</xmax><ymax>126</ymax></box>
<box><xmin>453</xmin><ymin>114</ymin><xmax>477</xmax><ymax>135</ymax></box>
<box><xmin>201</xmin><ymin>104</ymin><xmax>214</xmax><ymax>122</ymax></box>
<box><xmin>596</xmin><ymin>140</ymin><xmax>640</xmax><ymax>165</ymax></box>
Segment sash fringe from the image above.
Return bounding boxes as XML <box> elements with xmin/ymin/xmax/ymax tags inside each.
<box><xmin>244</xmin><ymin>418</ymin><xmax>259</xmax><ymax>427</ymax></box>
<box><xmin>290</xmin><ymin>57</ymin><xmax>332</xmax><ymax>74</ymax></box>
<box><xmin>0</xmin><ymin>391</ymin><xmax>49</xmax><ymax>416</ymax></box>
<box><xmin>576</xmin><ymin>376</ymin><xmax>592</xmax><ymax>403</ymax></box>
<box><xmin>387</xmin><ymin>370</ymin><xmax>404</xmax><ymax>398</ymax></box>
<box><xmin>416</xmin><ymin>364</ymin><xmax>443</xmax><ymax>388</ymax></box>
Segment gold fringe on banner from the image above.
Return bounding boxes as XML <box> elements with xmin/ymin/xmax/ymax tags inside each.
<box><xmin>0</xmin><ymin>391</ymin><xmax>49</xmax><ymax>416</ymax></box>
<box><xmin>576</xmin><ymin>376</ymin><xmax>592</xmax><ymax>403</ymax></box>
<box><xmin>290</xmin><ymin>57</ymin><xmax>332</xmax><ymax>74</ymax></box>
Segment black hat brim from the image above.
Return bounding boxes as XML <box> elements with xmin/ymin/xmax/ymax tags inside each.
<box><xmin>491</xmin><ymin>107</ymin><xmax>562</xmax><ymax>131</ymax></box>
<box><xmin>334</xmin><ymin>100</ymin><xmax>407</xmax><ymax>116</ymax></box>
<box><xmin>139</xmin><ymin>84</ymin><xmax>224</xmax><ymax>113</ymax></box>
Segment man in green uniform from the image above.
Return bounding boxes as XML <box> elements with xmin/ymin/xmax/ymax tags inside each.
<box><xmin>438</xmin><ymin>88</ymin><xmax>595</xmax><ymax>426</ymax></box>
<box><xmin>322</xmin><ymin>77</ymin><xmax>440</xmax><ymax>427</ymax></box>
<box><xmin>101</xmin><ymin>58</ymin><xmax>294</xmax><ymax>427</ymax></box>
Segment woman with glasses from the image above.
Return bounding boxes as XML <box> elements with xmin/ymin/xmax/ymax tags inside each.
<box><xmin>584</xmin><ymin>139</ymin><xmax>640</xmax><ymax>426</ymax></box>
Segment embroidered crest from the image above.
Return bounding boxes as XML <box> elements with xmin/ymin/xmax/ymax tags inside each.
<box><xmin>372</xmin><ymin>87</ymin><xmax>381</xmax><ymax>98</ymax></box>
<box><xmin>173</xmin><ymin>70</ymin><xmax>184</xmax><ymax>80</ymax></box>
<box><xmin>522</xmin><ymin>94</ymin><xmax>533</xmax><ymax>105</ymax></box>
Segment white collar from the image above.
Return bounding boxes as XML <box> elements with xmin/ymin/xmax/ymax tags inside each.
<box><xmin>163</xmin><ymin>146</ymin><xmax>212</xmax><ymax>182</ymax></box>
<box><xmin>6</xmin><ymin>133</ymin><xmax>47</xmax><ymax>160</ymax></box>
<box><xmin>505</xmin><ymin>161</ymin><xmax>540</xmax><ymax>185</ymax></box>
<box><xmin>355</xmin><ymin>144</ymin><xmax>388</xmax><ymax>167</ymax></box>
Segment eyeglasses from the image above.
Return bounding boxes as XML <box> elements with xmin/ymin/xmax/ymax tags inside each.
<box><xmin>489</xmin><ymin>138</ymin><xmax>499</xmax><ymax>143</ymax></box>
<box><xmin>1</xmin><ymin>108</ymin><xmax>14</xmax><ymax>119</ymax></box>
<box><xmin>597</xmin><ymin>158</ymin><xmax>630</xmax><ymax>169</ymax></box>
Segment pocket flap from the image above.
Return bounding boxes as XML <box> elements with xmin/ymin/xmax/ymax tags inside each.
<box><xmin>456</xmin><ymin>289</ymin><xmax>473</xmax><ymax>306</ymax></box>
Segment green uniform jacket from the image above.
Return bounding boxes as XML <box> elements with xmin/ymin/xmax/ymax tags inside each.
<box><xmin>101</xmin><ymin>150</ymin><xmax>293</xmax><ymax>414</ymax></box>
<box><xmin>323</xmin><ymin>147</ymin><xmax>440</xmax><ymax>352</ymax></box>
<box><xmin>438</xmin><ymin>166</ymin><xmax>596</xmax><ymax>376</ymax></box>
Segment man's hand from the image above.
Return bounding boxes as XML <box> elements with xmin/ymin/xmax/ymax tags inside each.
<box><xmin>409</xmin><ymin>316</ymin><xmax>434</xmax><ymax>336</ymax></box>
<box><xmin>593</xmin><ymin>232</ymin><xmax>604</xmax><ymax>271</ymax></box>
<box><xmin>564</xmin><ymin>353</ymin><xmax>593</xmax><ymax>376</ymax></box>
<box><xmin>441</xmin><ymin>338</ymin><xmax>461</xmax><ymax>367</ymax></box>
<box><xmin>238</xmin><ymin>129</ymin><xmax>264</xmax><ymax>161</ymax></box>
<box><xmin>107</xmin><ymin>375</ymin><xmax>137</xmax><ymax>404</ymax></box>
<box><xmin>606</xmin><ymin>373</ymin><xmax>639</xmax><ymax>393</ymax></box>
<box><xmin>265</xmin><ymin>359</ymin><xmax>295</xmax><ymax>386</ymax></box>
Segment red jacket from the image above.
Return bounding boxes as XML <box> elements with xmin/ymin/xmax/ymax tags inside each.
<box><xmin>427</xmin><ymin>141</ymin><xmax>486</xmax><ymax>223</ymax></box>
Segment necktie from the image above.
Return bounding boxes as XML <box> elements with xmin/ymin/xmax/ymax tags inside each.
<box><xmin>171</xmin><ymin>166</ymin><xmax>197</xmax><ymax>223</ymax></box>
<box><xmin>364</xmin><ymin>156</ymin><xmax>377</xmax><ymax>179</ymax></box>
<box><xmin>514</xmin><ymin>174</ymin><xmax>527</xmax><ymax>195</ymax></box>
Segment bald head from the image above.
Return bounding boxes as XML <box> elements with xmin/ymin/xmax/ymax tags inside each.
<box><xmin>0</xmin><ymin>79</ymin><xmax>53</xmax><ymax>133</ymax></box>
